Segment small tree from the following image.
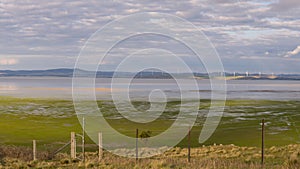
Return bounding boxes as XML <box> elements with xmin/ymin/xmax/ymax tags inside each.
<box><xmin>139</xmin><ymin>130</ymin><xmax>152</xmax><ymax>144</ymax></box>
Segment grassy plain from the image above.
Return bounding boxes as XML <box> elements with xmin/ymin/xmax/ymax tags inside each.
<box><xmin>0</xmin><ymin>96</ymin><xmax>299</xmax><ymax>168</ymax></box>
<box><xmin>0</xmin><ymin>96</ymin><xmax>299</xmax><ymax>149</ymax></box>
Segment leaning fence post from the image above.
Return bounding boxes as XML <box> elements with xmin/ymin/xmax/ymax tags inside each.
<box><xmin>98</xmin><ymin>132</ymin><xmax>103</xmax><ymax>161</ymax></box>
<box><xmin>261</xmin><ymin>119</ymin><xmax>265</xmax><ymax>166</ymax></box>
<box><xmin>71</xmin><ymin>132</ymin><xmax>76</xmax><ymax>159</ymax></box>
<box><xmin>33</xmin><ymin>140</ymin><xmax>37</xmax><ymax>161</ymax></box>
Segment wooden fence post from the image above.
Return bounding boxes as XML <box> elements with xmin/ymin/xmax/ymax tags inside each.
<box><xmin>71</xmin><ymin>132</ymin><xmax>76</xmax><ymax>159</ymax></box>
<box><xmin>188</xmin><ymin>127</ymin><xmax>191</xmax><ymax>163</ymax></box>
<box><xmin>82</xmin><ymin>117</ymin><xmax>85</xmax><ymax>163</ymax></box>
<box><xmin>136</xmin><ymin>128</ymin><xmax>138</xmax><ymax>162</ymax></box>
<box><xmin>98</xmin><ymin>132</ymin><xmax>103</xmax><ymax>161</ymax></box>
<box><xmin>33</xmin><ymin>140</ymin><xmax>37</xmax><ymax>161</ymax></box>
<box><xmin>261</xmin><ymin>119</ymin><xmax>265</xmax><ymax>166</ymax></box>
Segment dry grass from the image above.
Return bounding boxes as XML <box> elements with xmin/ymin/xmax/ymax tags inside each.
<box><xmin>0</xmin><ymin>144</ymin><xmax>299</xmax><ymax>168</ymax></box>
<box><xmin>0</xmin><ymin>145</ymin><xmax>50</xmax><ymax>161</ymax></box>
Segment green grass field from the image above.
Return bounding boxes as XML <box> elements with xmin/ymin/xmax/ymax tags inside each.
<box><xmin>0</xmin><ymin>96</ymin><xmax>299</xmax><ymax>151</ymax></box>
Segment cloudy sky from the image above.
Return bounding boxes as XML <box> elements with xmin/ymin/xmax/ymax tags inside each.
<box><xmin>0</xmin><ymin>0</ymin><xmax>300</xmax><ymax>73</ymax></box>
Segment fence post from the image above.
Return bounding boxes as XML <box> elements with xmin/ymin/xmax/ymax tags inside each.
<box><xmin>188</xmin><ymin>127</ymin><xmax>191</xmax><ymax>162</ymax></box>
<box><xmin>33</xmin><ymin>140</ymin><xmax>37</xmax><ymax>161</ymax></box>
<box><xmin>82</xmin><ymin>117</ymin><xmax>85</xmax><ymax>163</ymax></box>
<box><xmin>71</xmin><ymin>132</ymin><xmax>76</xmax><ymax>159</ymax></box>
<box><xmin>98</xmin><ymin>132</ymin><xmax>103</xmax><ymax>161</ymax></box>
<box><xmin>261</xmin><ymin>119</ymin><xmax>265</xmax><ymax>166</ymax></box>
<box><xmin>136</xmin><ymin>128</ymin><xmax>138</xmax><ymax>162</ymax></box>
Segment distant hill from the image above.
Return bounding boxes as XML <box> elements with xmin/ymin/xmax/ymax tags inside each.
<box><xmin>0</xmin><ymin>69</ymin><xmax>82</xmax><ymax>77</ymax></box>
<box><xmin>0</xmin><ymin>68</ymin><xmax>300</xmax><ymax>80</ymax></box>
<box><xmin>0</xmin><ymin>69</ymin><xmax>177</xmax><ymax>78</ymax></box>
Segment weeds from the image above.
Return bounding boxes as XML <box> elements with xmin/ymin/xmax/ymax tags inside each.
<box><xmin>0</xmin><ymin>144</ymin><xmax>299</xmax><ymax>168</ymax></box>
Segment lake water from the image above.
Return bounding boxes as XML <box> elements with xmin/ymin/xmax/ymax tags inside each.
<box><xmin>0</xmin><ymin>77</ymin><xmax>300</xmax><ymax>100</ymax></box>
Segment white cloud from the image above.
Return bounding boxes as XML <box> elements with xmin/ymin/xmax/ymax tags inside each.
<box><xmin>0</xmin><ymin>0</ymin><xmax>299</xmax><ymax>72</ymax></box>
<box><xmin>240</xmin><ymin>55</ymin><xmax>273</xmax><ymax>60</ymax></box>
<box><xmin>0</xmin><ymin>58</ymin><xmax>18</xmax><ymax>65</ymax></box>
<box><xmin>284</xmin><ymin>46</ymin><xmax>300</xmax><ymax>57</ymax></box>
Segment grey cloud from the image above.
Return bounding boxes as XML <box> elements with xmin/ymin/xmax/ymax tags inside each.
<box><xmin>271</xmin><ymin>0</ymin><xmax>300</xmax><ymax>11</ymax></box>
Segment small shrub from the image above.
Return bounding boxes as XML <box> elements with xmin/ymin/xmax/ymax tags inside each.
<box><xmin>139</xmin><ymin>130</ymin><xmax>152</xmax><ymax>144</ymax></box>
<box><xmin>139</xmin><ymin>130</ymin><xmax>152</xmax><ymax>139</ymax></box>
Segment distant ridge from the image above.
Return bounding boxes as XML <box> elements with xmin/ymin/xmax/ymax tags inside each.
<box><xmin>0</xmin><ymin>68</ymin><xmax>300</xmax><ymax>80</ymax></box>
<box><xmin>0</xmin><ymin>68</ymin><xmax>81</xmax><ymax>77</ymax></box>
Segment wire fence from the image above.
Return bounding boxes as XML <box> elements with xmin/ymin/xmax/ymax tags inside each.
<box><xmin>26</xmin><ymin>118</ymin><xmax>269</xmax><ymax>167</ymax></box>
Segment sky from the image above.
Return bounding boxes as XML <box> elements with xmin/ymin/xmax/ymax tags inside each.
<box><xmin>0</xmin><ymin>0</ymin><xmax>300</xmax><ymax>73</ymax></box>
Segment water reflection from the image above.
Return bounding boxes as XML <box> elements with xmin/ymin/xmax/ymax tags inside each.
<box><xmin>0</xmin><ymin>83</ymin><xmax>18</xmax><ymax>91</ymax></box>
